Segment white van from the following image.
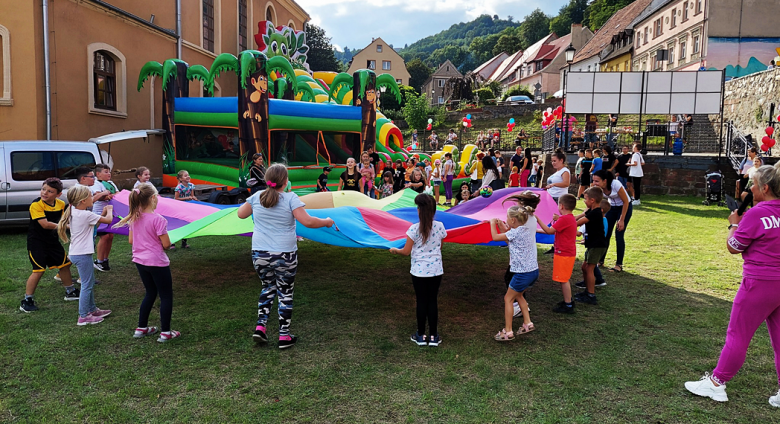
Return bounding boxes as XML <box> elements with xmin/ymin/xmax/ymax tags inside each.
<box><xmin>0</xmin><ymin>141</ymin><xmax>104</xmax><ymax>225</ymax></box>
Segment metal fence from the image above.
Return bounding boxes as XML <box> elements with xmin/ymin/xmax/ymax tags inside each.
<box><xmin>723</xmin><ymin>121</ymin><xmax>754</xmax><ymax>171</ymax></box>
<box><xmin>414</xmin><ymin>127</ymin><xmax>548</xmax><ymax>154</ymax></box>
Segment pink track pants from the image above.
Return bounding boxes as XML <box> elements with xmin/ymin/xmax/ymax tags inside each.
<box><xmin>713</xmin><ymin>276</ymin><xmax>780</xmax><ymax>385</ymax></box>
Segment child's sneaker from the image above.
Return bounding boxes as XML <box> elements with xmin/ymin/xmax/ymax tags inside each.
<box><xmin>157</xmin><ymin>330</ymin><xmax>181</xmax><ymax>343</ymax></box>
<box><xmin>428</xmin><ymin>334</ymin><xmax>442</xmax><ymax>347</ymax></box>
<box><xmin>575</xmin><ymin>280</ymin><xmax>606</xmax><ymax>289</ymax></box>
<box><xmin>64</xmin><ymin>288</ymin><xmax>80</xmax><ymax>301</ymax></box>
<box><xmin>278</xmin><ymin>334</ymin><xmax>298</xmax><ymax>349</ymax></box>
<box><xmin>253</xmin><ymin>326</ymin><xmax>268</xmax><ymax>343</ymax></box>
<box><xmin>769</xmin><ymin>389</ymin><xmax>780</xmax><ymax>407</ymax></box>
<box><xmin>77</xmin><ymin>315</ymin><xmax>104</xmax><ymax>326</ymax></box>
<box><xmin>574</xmin><ymin>291</ymin><xmax>598</xmax><ymax>305</ymax></box>
<box><xmin>685</xmin><ymin>373</ymin><xmax>728</xmax><ymax>402</ymax></box>
<box><xmin>410</xmin><ymin>332</ymin><xmax>427</xmax><ymax>346</ymax></box>
<box><xmin>90</xmin><ymin>308</ymin><xmax>112</xmax><ymax>318</ymax></box>
<box><xmin>93</xmin><ymin>260</ymin><xmax>109</xmax><ymax>272</ymax></box>
<box><xmin>53</xmin><ymin>273</ymin><xmax>62</xmax><ymax>282</ymax></box>
<box><xmin>133</xmin><ymin>327</ymin><xmax>159</xmax><ymax>338</ymax></box>
<box><xmin>553</xmin><ymin>301</ymin><xmax>575</xmax><ymax>314</ymax></box>
<box><xmin>20</xmin><ymin>298</ymin><xmax>38</xmax><ymax>313</ymax></box>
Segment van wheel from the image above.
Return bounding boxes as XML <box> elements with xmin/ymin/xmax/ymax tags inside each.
<box><xmin>215</xmin><ymin>193</ymin><xmax>231</xmax><ymax>205</ymax></box>
<box><xmin>234</xmin><ymin>194</ymin><xmax>247</xmax><ymax>204</ymax></box>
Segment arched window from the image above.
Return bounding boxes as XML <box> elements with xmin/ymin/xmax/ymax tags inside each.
<box><xmin>287</xmin><ymin>20</ymin><xmax>296</xmax><ymax>30</ymax></box>
<box><xmin>265</xmin><ymin>2</ymin><xmax>277</xmax><ymax>24</ymax></box>
<box><xmin>87</xmin><ymin>43</ymin><xmax>127</xmax><ymax>117</ymax></box>
<box><xmin>0</xmin><ymin>24</ymin><xmax>11</xmax><ymax>106</ymax></box>
<box><xmin>93</xmin><ymin>51</ymin><xmax>116</xmax><ymax>110</ymax></box>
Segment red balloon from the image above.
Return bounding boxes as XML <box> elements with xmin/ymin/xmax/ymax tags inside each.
<box><xmin>766</xmin><ymin>127</ymin><xmax>775</xmax><ymax>137</ymax></box>
<box><xmin>426</xmin><ymin>124</ymin><xmax>432</xmax><ymax>130</ymax></box>
<box><xmin>763</xmin><ymin>136</ymin><xmax>772</xmax><ymax>144</ymax></box>
<box><xmin>761</xmin><ymin>144</ymin><xmax>770</xmax><ymax>152</ymax></box>
<box><xmin>768</xmin><ymin>139</ymin><xmax>777</xmax><ymax>148</ymax></box>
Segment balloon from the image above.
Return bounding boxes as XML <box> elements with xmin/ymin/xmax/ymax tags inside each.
<box><xmin>427</xmin><ymin>118</ymin><xmax>433</xmax><ymax>124</ymax></box>
<box><xmin>768</xmin><ymin>139</ymin><xmax>777</xmax><ymax>148</ymax></box>
<box><xmin>466</xmin><ymin>114</ymin><xmax>472</xmax><ymax>119</ymax></box>
<box><xmin>763</xmin><ymin>136</ymin><xmax>772</xmax><ymax>144</ymax></box>
<box><xmin>509</xmin><ymin>118</ymin><xmax>515</xmax><ymax>124</ymax></box>
<box><xmin>546</xmin><ymin>107</ymin><xmax>553</xmax><ymax>114</ymax></box>
<box><xmin>463</xmin><ymin>121</ymin><xmax>468</xmax><ymax>127</ymax></box>
<box><xmin>426</xmin><ymin>124</ymin><xmax>432</xmax><ymax>130</ymax></box>
<box><xmin>766</xmin><ymin>127</ymin><xmax>775</xmax><ymax>137</ymax></box>
<box><xmin>761</xmin><ymin>144</ymin><xmax>769</xmax><ymax>152</ymax></box>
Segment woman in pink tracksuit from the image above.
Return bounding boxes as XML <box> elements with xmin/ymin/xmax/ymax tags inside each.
<box><xmin>685</xmin><ymin>162</ymin><xmax>780</xmax><ymax>406</ymax></box>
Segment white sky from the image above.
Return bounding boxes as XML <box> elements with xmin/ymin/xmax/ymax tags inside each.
<box><xmin>296</xmin><ymin>0</ymin><xmax>569</xmax><ymax>52</ymax></box>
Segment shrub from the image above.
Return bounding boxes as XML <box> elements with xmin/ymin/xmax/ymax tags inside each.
<box><xmin>502</xmin><ymin>85</ymin><xmax>533</xmax><ymax>100</ymax></box>
<box><xmin>474</xmin><ymin>88</ymin><xmax>495</xmax><ymax>102</ymax></box>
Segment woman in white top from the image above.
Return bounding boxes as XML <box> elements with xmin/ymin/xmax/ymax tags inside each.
<box><xmin>544</xmin><ymin>150</ymin><xmax>571</xmax><ymax>203</ymax></box>
<box><xmin>627</xmin><ymin>143</ymin><xmax>645</xmax><ymax>206</ymax></box>
<box><xmin>481</xmin><ymin>155</ymin><xmax>500</xmax><ymax>190</ymax></box>
<box><xmin>592</xmin><ymin>169</ymin><xmax>632</xmax><ymax>272</ymax></box>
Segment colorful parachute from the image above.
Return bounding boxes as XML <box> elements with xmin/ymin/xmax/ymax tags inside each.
<box><xmin>105</xmin><ymin>188</ymin><xmax>557</xmax><ymax>248</ymax></box>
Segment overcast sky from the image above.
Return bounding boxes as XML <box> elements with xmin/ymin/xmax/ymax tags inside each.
<box><xmin>296</xmin><ymin>0</ymin><xmax>569</xmax><ymax>51</ymax></box>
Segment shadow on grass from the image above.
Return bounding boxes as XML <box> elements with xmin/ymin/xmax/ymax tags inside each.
<box><xmin>0</xmin><ymin>232</ymin><xmax>776</xmax><ymax>423</ymax></box>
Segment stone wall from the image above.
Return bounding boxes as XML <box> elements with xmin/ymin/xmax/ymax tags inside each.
<box><xmin>724</xmin><ymin>68</ymin><xmax>780</xmax><ymax>155</ymax></box>
<box><xmin>538</xmin><ymin>153</ymin><xmax>779</xmax><ymax>198</ymax></box>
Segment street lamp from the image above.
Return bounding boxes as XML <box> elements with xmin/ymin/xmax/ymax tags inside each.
<box><xmin>562</xmin><ymin>44</ymin><xmax>576</xmax><ymax>152</ymax></box>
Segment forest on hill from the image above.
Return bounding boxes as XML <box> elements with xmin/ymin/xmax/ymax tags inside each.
<box><xmin>331</xmin><ymin>0</ymin><xmax>636</xmax><ymax>80</ymax></box>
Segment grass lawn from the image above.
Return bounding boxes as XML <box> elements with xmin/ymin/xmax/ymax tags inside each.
<box><xmin>1</xmin><ymin>195</ymin><xmax>776</xmax><ymax>422</ymax></box>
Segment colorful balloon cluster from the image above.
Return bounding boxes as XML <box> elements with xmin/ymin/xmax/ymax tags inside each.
<box><xmin>541</xmin><ymin>106</ymin><xmax>565</xmax><ymax>129</ymax></box>
<box><xmin>462</xmin><ymin>114</ymin><xmax>472</xmax><ymax>128</ymax></box>
<box><xmin>761</xmin><ymin>126</ymin><xmax>776</xmax><ymax>152</ymax></box>
<box><xmin>507</xmin><ymin>118</ymin><xmax>516</xmax><ymax>132</ymax></box>
<box><xmin>426</xmin><ymin>118</ymin><xmax>433</xmax><ymax>131</ymax></box>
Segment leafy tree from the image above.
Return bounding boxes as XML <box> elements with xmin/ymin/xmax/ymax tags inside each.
<box><xmin>493</xmin><ymin>32</ymin><xmax>523</xmax><ymax>56</ymax></box>
<box><xmin>406</xmin><ymin>59</ymin><xmax>432</xmax><ymax>92</ymax></box>
<box><xmin>474</xmin><ymin>87</ymin><xmax>495</xmax><ymax>102</ymax></box>
<box><xmin>303</xmin><ymin>23</ymin><xmax>340</xmax><ymax>72</ymax></box>
<box><xmin>549</xmin><ymin>0</ymin><xmax>589</xmax><ymax>36</ymax></box>
<box><xmin>584</xmin><ymin>0</ymin><xmax>635</xmax><ymax>30</ymax></box>
<box><xmin>486</xmin><ymin>80</ymin><xmax>503</xmax><ymax>98</ymax></box>
<box><xmin>518</xmin><ymin>9</ymin><xmax>551</xmax><ymax>49</ymax></box>
<box><xmin>402</xmin><ymin>91</ymin><xmax>430</xmax><ymax>130</ymax></box>
<box><xmin>469</xmin><ymin>33</ymin><xmax>501</xmax><ymax>64</ymax></box>
<box><xmin>428</xmin><ymin>45</ymin><xmax>469</xmax><ymax>69</ymax></box>
<box><xmin>502</xmin><ymin>85</ymin><xmax>534</xmax><ymax>100</ymax></box>
<box><xmin>379</xmin><ymin>85</ymin><xmax>415</xmax><ymax>111</ymax></box>
<box><xmin>333</xmin><ymin>46</ymin><xmax>354</xmax><ymax>67</ymax></box>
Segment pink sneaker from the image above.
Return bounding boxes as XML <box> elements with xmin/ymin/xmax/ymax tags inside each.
<box><xmin>133</xmin><ymin>327</ymin><xmax>158</xmax><ymax>338</ymax></box>
<box><xmin>90</xmin><ymin>308</ymin><xmax>112</xmax><ymax>318</ymax></box>
<box><xmin>77</xmin><ymin>315</ymin><xmax>104</xmax><ymax>326</ymax></box>
<box><xmin>157</xmin><ymin>330</ymin><xmax>181</xmax><ymax>343</ymax></box>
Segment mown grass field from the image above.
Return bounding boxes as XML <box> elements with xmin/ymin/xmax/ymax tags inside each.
<box><xmin>0</xmin><ymin>196</ymin><xmax>774</xmax><ymax>423</ymax></box>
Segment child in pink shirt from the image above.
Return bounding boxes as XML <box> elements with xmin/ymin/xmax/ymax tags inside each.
<box><xmin>114</xmin><ymin>183</ymin><xmax>180</xmax><ymax>343</ymax></box>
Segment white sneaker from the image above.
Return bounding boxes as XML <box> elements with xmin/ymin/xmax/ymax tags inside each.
<box><xmin>685</xmin><ymin>373</ymin><xmax>728</xmax><ymax>402</ymax></box>
<box><xmin>513</xmin><ymin>303</ymin><xmax>521</xmax><ymax>317</ymax></box>
<box><xmin>631</xmin><ymin>199</ymin><xmax>641</xmax><ymax>206</ymax></box>
<box><xmin>54</xmin><ymin>274</ymin><xmax>61</xmax><ymax>282</ymax></box>
<box><xmin>769</xmin><ymin>389</ymin><xmax>780</xmax><ymax>407</ymax></box>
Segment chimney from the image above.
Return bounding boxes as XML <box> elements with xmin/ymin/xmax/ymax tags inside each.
<box><xmin>570</xmin><ymin>23</ymin><xmax>584</xmax><ymax>49</ymax></box>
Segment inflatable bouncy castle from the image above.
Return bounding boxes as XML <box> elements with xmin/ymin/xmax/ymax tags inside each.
<box><xmin>137</xmin><ymin>22</ymin><xmax>471</xmax><ymax>193</ymax></box>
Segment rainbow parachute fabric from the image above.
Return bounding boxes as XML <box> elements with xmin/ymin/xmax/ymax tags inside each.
<box><xmin>105</xmin><ymin>188</ymin><xmax>557</xmax><ymax>248</ymax></box>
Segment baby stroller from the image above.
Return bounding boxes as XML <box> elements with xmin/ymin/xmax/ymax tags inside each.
<box><xmin>702</xmin><ymin>170</ymin><xmax>725</xmax><ymax>206</ymax></box>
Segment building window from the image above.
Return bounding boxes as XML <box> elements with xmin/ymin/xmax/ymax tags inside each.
<box><xmin>668</xmin><ymin>46</ymin><xmax>675</xmax><ymax>66</ymax></box>
<box><xmin>680</xmin><ymin>41</ymin><xmax>687</xmax><ymax>61</ymax></box>
<box><xmin>437</xmin><ymin>79</ymin><xmax>445</xmax><ymax>87</ymax></box>
<box><xmin>367</xmin><ymin>60</ymin><xmax>376</xmax><ymax>70</ymax></box>
<box><xmin>87</xmin><ymin>43</ymin><xmax>126</xmax><ymax>117</ymax></box>
<box><xmin>654</xmin><ymin>19</ymin><xmax>662</xmax><ymax>38</ymax></box>
<box><xmin>624</xmin><ymin>60</ymin><xmax>629</xmax><ymax>71</ymax></box>
<box><xmin>266</xmin><ymin>4</ymin><xmax>275</xmax><ymax>22</ymax></box>
<box><xmin>696</xmin><ymin>0</ymin><xmax>703</xmax><ymax>14</ymax></box>
<box><xmin>438</xmin><ymin>96</ymin><xmax>444</xmax><ymax>104</ymax></box>
<box><xmin>376</xmin><ymin>44</ymin><xmax>383</xmax><ymax>53</ymax></box>
<box><xmin>644</xmin><ymin>27</ymin><xmax>648</xmax><ymax>45</ymax></box>
<box><xmin>238</xmin><ymin>0</ymin><xmax>247</xmax><ymax>51</ymax></box>
<box><xmin>0</xmin><ymin>24</ymin><xmax>11</xmax><ymax>105</ymax></box>
<box><xmin>396</xmin><ymin>78</ymin><xmax>402</xmax><ymax>84</ymax></box>
<box><xmin>93</xmin><ymin>51</ymin><xmax>116</xmax><ymax>110</ymax></box>
<box><xmin>382</xmin><ymin>60</ymin><xmax>391</xmax><ymax>71</ymax></box>
<box><xmin>683</xmin><ymin>1</ymin><xmax>689</xmax><ymax>21</ymax></box>
<box><xmin>671</xmin><ymin>8</ymin><xmax>677</xmax><ymax>28</ymax></box>
<box><xmin>203</xmin><ymin>0</ymin><xmax>215</xmax><ymax>52</ymax></box>
<box><xmin>693</xmin><ymin>35</ymin><xmax>700</xmax><ymax>54</ymax></box>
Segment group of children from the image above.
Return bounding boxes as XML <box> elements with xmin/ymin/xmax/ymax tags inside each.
<box><xmin>20</xmin><ymin>165</ymin><xmax>183</xmax><ymax>342</ymax></box>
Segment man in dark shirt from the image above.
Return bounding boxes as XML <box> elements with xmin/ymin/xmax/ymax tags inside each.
<box><xmin>367</xmin><ymin>146</ymin><xmax>380</xmax><ymax>171</ymax></box>
<box><xmin>607</xmin><ymin>114</ymin><xmax>619</xmax><ymax>148</ymax></box>
<box><xmin>510</xmin><ymin>147</ymin><xmax>523</xmax><ymax>172</ymax></box>
<box><xmin>602</xmin><ymin>146</ymin><xmax>617</xmax><ymax>174</ymax></box>
<box><xmin>585</xmin><ymin>114</ymin><xmax>598</xmax><ymax>148</ymax></box>
<box><xmin>392</xmin><ymin>160</ymin><xmax>405</xmax><ymax>193</ymax></box>
<box><xmin>615</xmin><ymin>145</ymin><xmax>632</xmax><ymax>188</ymax></box>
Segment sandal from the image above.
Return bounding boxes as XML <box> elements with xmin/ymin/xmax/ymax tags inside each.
<box><xmin>609</xmin><ymin>265</ymin><xmax>623</xmax><ymax>273</ymax></box>
<box><xmin>494</xmin><ymin>329</ymin><xmax>515</xmax><ymax>342</ymax></box>
<box><xmin>517</xmin><ymin>322</ymin><xmax>535</xmax><ymax>335</ymax></box>
<box><xmin>157</xmin><ymin>330</ymin><xmax>181</xmax><ymax>343</ymax></box>
<box><xmin>133</xmin><ymin>326</ymin><xmax>158</xmax><ymax>338</ymax></box>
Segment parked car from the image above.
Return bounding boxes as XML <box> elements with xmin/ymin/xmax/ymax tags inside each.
<box><xmin>0</xmin><ymin>141</ymin><xmax>103</xmax><ymax>225</ymax></box>
<box><xmin>505</xmin><ymin>95</ymin><xmax>534</xmax><ymax>105</ymax></box>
